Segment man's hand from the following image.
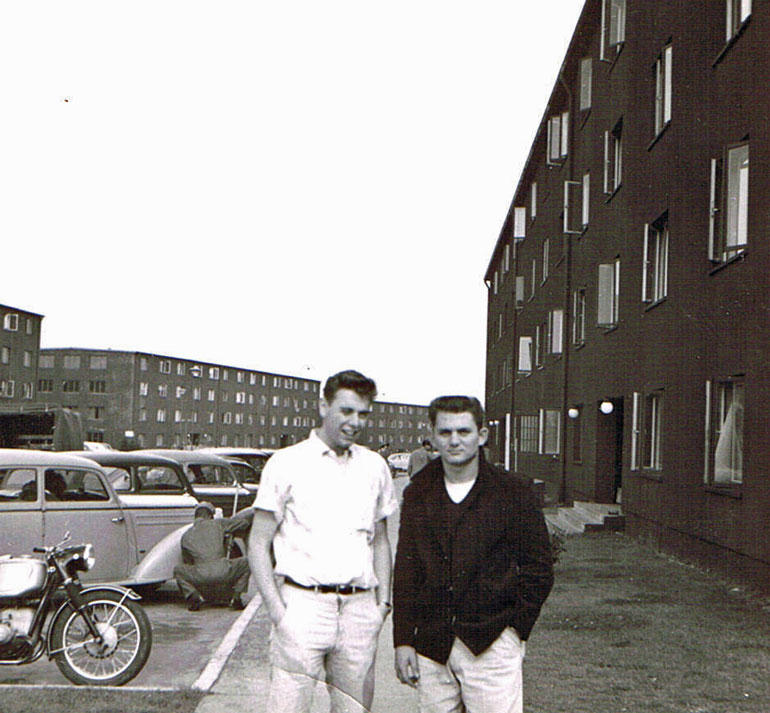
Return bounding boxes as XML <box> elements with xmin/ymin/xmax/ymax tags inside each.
<box><xmin>395</xmin><ymin>645</ymin><xmax>420</xmax><ymax>688</ymax></box>
<box><xmin>268</xmin><ymin>601</ymin><xmax>286</xmax><ymax>627</ymax></box>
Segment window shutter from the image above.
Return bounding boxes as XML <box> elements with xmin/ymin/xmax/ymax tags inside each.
<box><xmin>560</xmin><ymin>112</ymin><xmax>570</xmax><ymax>157</ymax></box>
<box><xmin>518</xmin><ymin>337</ymin><xmax>532</xmax><ymax>373</ymax></box>
<box><xmin>582</xmin><ymin>172</ymin><xmax>590</xmax><ymax>226</ymax></box>
<box><xmin>603</xmin><ymin>131</ymin><xmax>610</xmax><ymax>193</ymax></box>
<box><xmin>663</xmin><ymin>45</ymin><xmax>673</xmax><ymax>125</ymax></box>
<box><xmin>515</xmin><ymin>276</ymin><xmax>525</xmax><ymax>306</ymax></box>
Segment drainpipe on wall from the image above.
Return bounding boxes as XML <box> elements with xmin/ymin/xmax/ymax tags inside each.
<box><xmin>558</xmin><ymin>68</ymin><xmax>574</xmax><ymax>505</ymax></box>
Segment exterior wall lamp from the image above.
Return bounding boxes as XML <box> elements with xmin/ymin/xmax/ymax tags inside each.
<box><xmin>599</xmin><ymin>400</ymin><xmax>614</xmax><ymax>415</ymax></box>
<box><xmin>567</xmin><ymin>407</ymin><xmax>580</xmax><ymax>419</ymax></box>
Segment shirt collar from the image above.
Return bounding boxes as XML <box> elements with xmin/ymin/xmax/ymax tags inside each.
<box><xmin>308</xmin><ymin>429</ymin><xmax>357</xmax><ymax>460</ymax></box>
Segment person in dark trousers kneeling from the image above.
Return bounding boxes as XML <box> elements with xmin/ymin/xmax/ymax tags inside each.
<box><xmin>393</xmin><ymin>395</ymin><xmax>554</xmax><ymax>713</ymax></box>
<box><xmin>174</xmin><ymin>501</ymin><xmax>253</xmax><ymax>611</ymax></box>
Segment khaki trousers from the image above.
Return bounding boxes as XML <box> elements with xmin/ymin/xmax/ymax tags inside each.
<box><xmin>417</xmin><ymin>628</ymin><xmax>526</xmax><ymax>713</ymax></box>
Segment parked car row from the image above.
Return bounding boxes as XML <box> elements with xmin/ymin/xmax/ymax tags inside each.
<box><xmin>0</xmin><ymin>446</ymin><xmax>275</xmax><ymax>591</ymax></box>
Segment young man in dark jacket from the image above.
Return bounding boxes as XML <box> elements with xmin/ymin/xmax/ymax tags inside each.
<box><xmin>393</xmin><ymin>396</ymin><xmax>554</xmax><ymax>713</ymax></box>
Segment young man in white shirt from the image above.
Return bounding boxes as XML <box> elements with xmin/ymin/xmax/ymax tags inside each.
<box><xmin>249</xmin><ymin>370</ymin><xmax>398</xmax><ymax>713</ymax></box>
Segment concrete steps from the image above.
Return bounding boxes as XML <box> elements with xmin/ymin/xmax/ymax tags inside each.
<box><xmin>545</xmin><ymin>501</ymin><xmax>624</xmax><ymax>536</ymax></box>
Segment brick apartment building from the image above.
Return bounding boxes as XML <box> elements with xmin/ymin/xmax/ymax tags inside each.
<box><xmin>0</xmin><ymin>304</ymin><xmax>44</xmax><ymax>403</ymax></box>
<box><xmin>39</xmin><ymin>348</ymin><xmax>429</xmax><ymax>452</ymax></box>
<box><xmin>485</xmin><ymin>0</ymin><xmax>769</xmax><ymax>587</ymax></box>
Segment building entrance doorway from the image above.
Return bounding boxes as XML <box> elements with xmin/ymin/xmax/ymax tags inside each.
<box><xmin>595</xmin><ymin>397</ymin><xmax>623</xmax><ymax>504</ymax></box>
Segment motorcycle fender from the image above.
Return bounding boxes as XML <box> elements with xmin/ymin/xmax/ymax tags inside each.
<box><xmin>127</xmin><ymin>523</ymin><xmax>191</xmax><ymax>585</ymax></box>
<box><xmin>46</xmin><ymin>585</ymin><xmax>141</xmax><ymax>656</ymax></box>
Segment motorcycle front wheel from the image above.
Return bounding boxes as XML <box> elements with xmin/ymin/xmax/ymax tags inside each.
<box><xmin>50</xmin><ymin>589</ymin><xmax>152</xmax><ymax>686</ymax></box>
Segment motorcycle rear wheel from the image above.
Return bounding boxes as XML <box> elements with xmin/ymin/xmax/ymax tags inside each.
<box><xmin>50</xmin><ymin>589</ymin><xmax>152</xmax><ymax>686</ymax></box>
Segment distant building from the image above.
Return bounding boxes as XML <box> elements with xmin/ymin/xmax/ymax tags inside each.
<box><xmin>0</xmin><ymin>304</ymin><xmax>44</xmax><ymax>403</ymax></box>
<box><xmin>39</xmin><ymin>348</ymin><xmax>428</xmax><ymax>452</ymax></box>
<box><xmin>484</xmin><ymin>1</ymin><xmax>769</xmax><ymax>588</ymax></box>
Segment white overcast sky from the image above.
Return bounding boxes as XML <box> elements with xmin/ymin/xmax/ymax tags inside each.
<box><xmin>1</xmin><ymin>0</ymin><xmax>584</xmax><ymax>406</ymax></box>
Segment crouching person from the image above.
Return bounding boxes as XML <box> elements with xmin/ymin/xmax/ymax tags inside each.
<box><xmin>174</xmin><ymin>501</ymin><xmax>253</xmax><ymax>611</ymax></box>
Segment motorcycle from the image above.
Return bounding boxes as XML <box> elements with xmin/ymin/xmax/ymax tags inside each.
<box><xmin>0</xmin><ymin>533</ymin><xmax>152</xmax><ymax>685</ymax></box>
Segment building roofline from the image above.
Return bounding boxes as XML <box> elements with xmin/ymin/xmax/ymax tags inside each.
<box><xmin>0</xmin><ymin>304</ymin><xmax>45</xmax><ymax>318</ymax></box>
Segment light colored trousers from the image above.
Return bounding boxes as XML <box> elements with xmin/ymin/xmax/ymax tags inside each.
<box><xmin>417</xmin><ymin>628</ymin><xmax>526</xmax><ymax>713</ymax></box>
<box><xmin>267</xmin><ymin>582</ymin><xmax>385</xmax><ymax>713</ymax></box>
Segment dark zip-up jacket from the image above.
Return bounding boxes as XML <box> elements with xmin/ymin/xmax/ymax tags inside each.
<box><xmin>392</xmin><ymin>455</ymin><xmax>554</xmax><ymax>664</ymax></box>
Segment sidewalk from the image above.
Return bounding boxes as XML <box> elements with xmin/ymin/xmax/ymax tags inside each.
<box><xmin>195</xmin><ymin>532</ymin><xmax>770</xmax><ymax>713</ymax></box>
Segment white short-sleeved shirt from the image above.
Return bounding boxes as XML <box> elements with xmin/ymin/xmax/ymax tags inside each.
<box><xmin>255</xmin><ymin>430</ymin><xmax>398</xmax><ymax>589</ymax></box>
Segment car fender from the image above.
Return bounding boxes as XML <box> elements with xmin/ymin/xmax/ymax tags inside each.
<box><xmin>128</xmin><ymin>522</ymin><xmax>192</xmax><ymax>585</ymax></box>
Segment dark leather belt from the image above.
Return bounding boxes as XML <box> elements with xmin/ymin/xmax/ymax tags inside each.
<box><xmin>284</xmin><ymin>576</ymin><xmax>369</xmax><ymax>595</ymax></box>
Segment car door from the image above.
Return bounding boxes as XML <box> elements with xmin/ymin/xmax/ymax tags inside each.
<box><xmin>42</xmin><ymin>466</ymin><xmax>130</xmax><ymax>583</ymax></box>
<box><xmin>0</xmin><ymin>466</ymin><xmax>44</xmax><ymax>555</ymax></box>
<box><xmin>110</xmin><ymin>463</ymin><xmax>196</xmax><ymax>561</ymax></box>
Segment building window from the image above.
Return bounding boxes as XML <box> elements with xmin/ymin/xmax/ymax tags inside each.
<box><xmin>530</xmin><ymin>259</ymin><xmax>537</xmax><ymax>299</ymax></box>
<box><xmin>726</xmin><ymin>0</ymin><xmax>751</xmax><ymax>41</ymax></box>
<box><xmin>582</xmin><ymin>172</ymin><xmax>590</xmax><ymax>227</ymax></box>
<box><xmin>709</xmin><ymin>142</ymin><xmax>749</xmax><ymax>262</ymax></box>
<box><xmin>572</xmin><ymin>289</ymin><xmax>586</xmax><ymax>346</ymax></box>
<box><xmin>598</xmin><ymin>259</ymin><xmax>620</xmax><ymax>328</ymax></box>
<box><xmin>705</xmin><ymin>378</ymin><xmax>744</xmax><ymax>485</ymax></box>
<box><xmin>517</xmin><ymin>337</ymin><xmax>532</xmax><ymax>375</ymax></box>
<box><xmin>643</xmin><ymin>214</ymin><xmax>669</xmax><ymax>303</ymax></box>
<box><xmin>539</xmin><ymin>409</ymin><xmax>561</xmax><ymax>455</ymax></box>
<box><xmin>89</xmin><ymin>380</ymin><xmax>107</xmax><ymax>394</ymax></box>
<box><xmin>535</xmin><ymin>324</ymin><xmax>544</xmax><ymax>369</ymax></box>
<box><xmin>23</xmin><ymin>351</ymin><xmax>31</xmax><ymax>367</ymax></box>
<box><xmin>22</xmin><ymin>383</ymin><xmax>33</xmax><ymax>400</ymax></box>
<box><xmin>140</xmin><ymin>357</ymin><xmax>148</xmax><ymax>371</ymax></box>
<box><xmin>654</xmin><ymin>44</ymin><xmax>673</xmax><ymax>137</ymax></box>
<box><xmin>0</xmin><ymin>347</ymin><xmax>8</xmax><ymax>364</ymax></box>
<box><xmin>579</xmin><ymin>58</ymin><xmax>592</xmax><ymax>110</ymax></box>
<box><xmin>632</xmin><ymin>391</ymin><xmax>664</xmax><ymax>471</ymax></box>
<box><xmin>530</xmin><ymin>182</ymin><xmax>537</xmax><ymax>220</ymax></box>
<box><xmin>62</xmin><ymin>380</ymin><xmax>80</xmax><ymax>393</ymax></box>
<box><xmin>86</xmin><ymin>430</ymin><xmax>105</xmax><ymax>443</ymax></box>
<box><xmin>547</xmin><ymin>111</ymin><xmax>569</xmax><ymax>163</ymax></box>
<box><xmin>157</xmin><ymin>409</ymin><xmax>166</xmax><ymax>423</ymax></box>
<box><xmin>193</xmin><ymin>387</ymin><xmax>201</xmax><ymax>400</ymax></box>
<box><xmin>515</xmin><ymin>276</ymin><xmax>525</xmax><ymax>308</ymax></box>
<box><xmin>63</xmin><ymin>355</ymin><xmax>81</xmax><ymax>370</ymax></box>
<box><xmin>604</xmin><ymin>119</ymin><xmax>623</xmax><ymax>194</ymax></box>
<box><xmin>158</xmin><ymin>384</ymin><xmax>168</xmax><ymax>398</ymax></box>
<box><xmin>159</xmin><ymin>360</ymin><xmax>171</xmax><ymax>374</ymax></box>
<box><xmin>26</xmin><ymin>319</ymin><xmax>34</xmax><ymax>335</ymax></box>
<box><xmin>548</xmin><ymin>310</ymin><xmax>564</xmax><ymax>355</ymax></box>
<box><xmin>519</xmin><ymin>415</ymin><xmax>539</xmax><ymax>453</ymax></box>
<box><xmin>513</xmin><ymin>206</ymin><xmax>527</xmax><ymax>239</ymax></box>
<box><xmin>88</xmin><ymin>406</ymin><xmax>103</xmax><ymax>420</ymax></box>
<box><xmin>155</xmin><ymin>434</ymin><xmax>164</xmax><ymax>447</ymax></box>
<box><xmin>89</xmin><ymin>356</ymin><xmax>107</xmax><ymax>369</ymax></box>
<box><xmin>542</xmin><ymin>240</ymin><xmax>549</xmax><ymax>283</ymax></box>
<box><xmin>209</xmin><ymin>367</ymin><xmax>220</xmax><ymax>380</ymax></box>
<box><xmin>3</xmin><ymin>314</ymin><xmax>18</xmax><ymax>332</ymax></box>
<box><xmin>40</xmin><ymin>355</ymin><xmax>54</xmax><ymax>369</ymax></box>
<box><xmin>208</xmin><ymin>389</ymin><xmax>216</xmax><ymax>401</ymax></box>
<box><xmin>0</xmin><ymin>380</ymin><xmax>14</xmax><ymax>398</ymax></box>
<box><xmin>38</xmin><ymin>379</ymin><xmax>54</xmax><ymax>393</ymax></box>
<box><xmin>139</xmin><ymin>408</ymin><xmax>147</xmax><ymax>422</ymax></box>
<box><xmin>176</xmin><ymin>386</ymin><xmax>186</xmax><ymax>398</ymax></box>
<box><xmin>601</xmin><ymin>0</ymin><xmax>626</xmax><ymax>60</ymax></box>
<box><xmin>139</xmin><ymin>382</ymin><xmax>148</xmax><ymax>396</ymax></box>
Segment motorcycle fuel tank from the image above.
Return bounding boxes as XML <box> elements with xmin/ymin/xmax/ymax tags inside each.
<box><xmin>0</xmin><ymin>557</ymin><xmax>47</xmax><ymax>598</ymax></box>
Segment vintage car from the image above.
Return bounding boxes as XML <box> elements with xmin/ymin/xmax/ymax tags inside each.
<box><xmin>140</xmin><ymin>449</ymin><xmax>255</xmax><ymax>515</ymax></box>
<box><xmin>222</xmin><ymin>457</ymin><xmax>260</xmax><ymax>495</ymax></box>
<box><xmin>387</xmin><ymin>452</ymin><xmax>411</xmax><ymax>476</ymax></box>
<box><xmin>198</xmin><ymin>447</ymin><xmax>275</xmax><ymax>482</ymax></box>
<box><xmin>0</xmin><ymin>449</ymin><xmax>191</xmax><ymax>587</ymax></box>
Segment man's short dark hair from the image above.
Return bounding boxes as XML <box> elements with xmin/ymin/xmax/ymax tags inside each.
<box><xmin>428</xmin><ymin>396</ymin><xmax>485</xmax><ymax>430</ymax></box>
<box><xmin>422</xmin><ymin>438</ymin><xmax>431</xmax><ymax>447</ymax></box>
<box><xmin>323</xmin><ymin>370</ymin><xmax>377</xmax><ymax>404</ymax></box>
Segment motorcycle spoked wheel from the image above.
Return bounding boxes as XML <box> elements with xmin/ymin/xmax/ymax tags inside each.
<box><xmin>50</xmin><ymin>589</ymin><xmax>152</xmax><ymax>686</ymax></box>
